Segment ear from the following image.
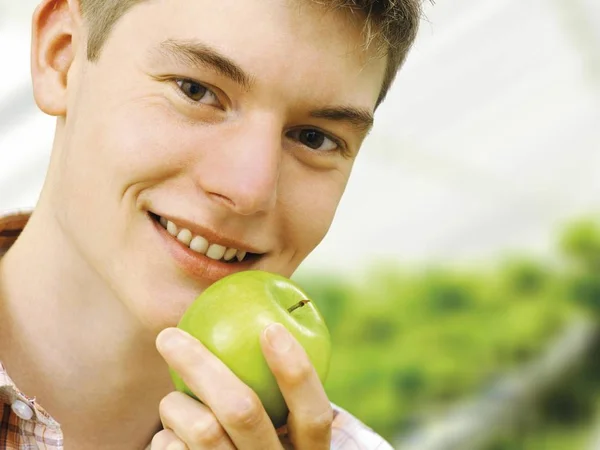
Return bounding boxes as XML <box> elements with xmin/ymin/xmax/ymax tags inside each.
<box><xmin>31</xmin><ymin>0</ymin><xmax>83</xmax><ymax>116</ymax></box>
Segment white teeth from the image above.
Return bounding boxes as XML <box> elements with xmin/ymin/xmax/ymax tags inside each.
<box><xmin>177</xmin><ymin>229</ymin><xmax>193</xmax><ymax>246</ymax></box>
<box><xmin>189</xmin><ymin>235</ymin><xmax>210</xmax><ymax>254</ymax></box>
<box><xmin>166</xmin><ymin>221</ymin><xmax>179</xmax><ymax>236</ymax></box>
<box><xmin>206</xmin><ymin>244</ymin><xmax>227</xmax><ymax>260</ymax></box>
<box><xmin>223</xmin><ymin>248</ymin><xmax>238</xmax><ymax>261</ymax></box>
<box><xmin>160</xmin><ymin>216</ymin><xmax>252</xmax><ymax>262</ymax></box>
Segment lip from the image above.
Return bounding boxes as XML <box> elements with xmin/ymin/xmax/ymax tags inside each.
<box><xmin>153</xmin><ymin>212</ymin><xmax>265</xmax><ymax>254</ymax></box>
<box><xmin>150</xmin><ymin>214</ymin><xmax>261</xmax><ymax>283</ymax></box>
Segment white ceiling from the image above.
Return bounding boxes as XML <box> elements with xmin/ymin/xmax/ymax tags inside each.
<box><xmin>1</xmin><ymin>0</ymin><xmax>599</xmax><ymax>275</ymax></box>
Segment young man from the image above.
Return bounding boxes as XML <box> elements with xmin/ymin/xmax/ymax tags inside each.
<box><xmin>0</xmin><ymin>0</ymin><xmax>423</xmax><ymax>448</ymax></box>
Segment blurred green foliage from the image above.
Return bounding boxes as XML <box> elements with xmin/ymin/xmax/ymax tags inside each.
<box><xmin>294</xmin><ymin>217</ymin><xmax>600</xmax><ymax>444</ymax></box>
<box><xmin>562</xmin><ymin>219</ymin><xmax>600</xmax><ymax>317</ymax></box>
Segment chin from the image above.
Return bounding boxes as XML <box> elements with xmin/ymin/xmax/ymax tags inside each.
<box><xmin>121</xmin><ymin>283</ymin><xmax>201</xmax><ymax>334</ymax></box>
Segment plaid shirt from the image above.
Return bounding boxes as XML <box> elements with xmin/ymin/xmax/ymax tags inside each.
<box><xmin>0</xmin><ymin>211</ymin><xmax>394</xmax><ymax>449</ymax></box>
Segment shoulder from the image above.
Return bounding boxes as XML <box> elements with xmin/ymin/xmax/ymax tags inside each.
<box><xmin>330</xmin><ymin>403</ymin><xmax>395</xmax><ymax>450</ymax></box>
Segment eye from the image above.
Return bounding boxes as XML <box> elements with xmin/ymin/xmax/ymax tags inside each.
<box><xmin>287</xmin><ymin>129</ymin><xmax>340</xmax><ymax>152</ymax></box>
<box><xmin>175</xmin><ymin>79</ymin><xmax>220</xmax><ymax>107</ymax></box>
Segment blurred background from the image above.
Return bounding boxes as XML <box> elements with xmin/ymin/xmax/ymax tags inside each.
<box><xmin>1</xmin><ymin>0</ymin><xmax>600</xmax><ymax>448</ymax></box>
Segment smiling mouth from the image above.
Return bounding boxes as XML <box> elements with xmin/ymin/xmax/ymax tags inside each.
<box><xmin>149</xmin><ymin>212</ymin><xmax>261</xmax><ymax>264</ymax></box>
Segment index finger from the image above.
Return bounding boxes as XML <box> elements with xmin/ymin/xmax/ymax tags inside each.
<box><xmin>156</xmin><ymin>328</ymin><xmax>283</xmax><ymax>450</ymax></box>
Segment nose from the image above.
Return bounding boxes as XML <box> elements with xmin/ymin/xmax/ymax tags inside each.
<box><xmin>193</xmin><ymin>117</ymin><xmax>280</xmax><ymax>216</ymax></box>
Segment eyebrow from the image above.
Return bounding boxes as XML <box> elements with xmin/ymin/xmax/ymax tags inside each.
<box><xmin>310</xmin><ymin>106</ymin><xmax>374</xmax><ymax>134</ymax></box>
<box><xmin>157</xmin><ymin>39</ymin><xmax>254</xmax><ymax>90</ymax></box>
<box><xmin>155</xmin><ymin>39</ymin><xmax>374</xmax><ymax>133</ymax></box>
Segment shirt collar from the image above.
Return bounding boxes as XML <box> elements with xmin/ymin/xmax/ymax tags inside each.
<box><xmin>0</xmin><ymin>210</ymin><xmax>31</xmax><ymax>257</ymax></box>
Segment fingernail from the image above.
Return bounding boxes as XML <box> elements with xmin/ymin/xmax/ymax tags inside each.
<box><xmin>265</xmin><ymin>323</ymin><xmax>292</xmax><ymax>353</ymax></box>
<box><xmin>167</xmin><ymin>442</ymin><xmax>187</xmax><ymax>450</ymax></box>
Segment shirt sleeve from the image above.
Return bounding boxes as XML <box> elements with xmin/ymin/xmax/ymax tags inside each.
<box><xmin>330</xmin><ymin>403</ymin><xmax>395</xmax><ymax>450</ymax></box>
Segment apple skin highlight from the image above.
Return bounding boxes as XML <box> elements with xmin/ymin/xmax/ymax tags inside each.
<box><xmin>169</xmin><ymin>270</ymin><xmax>332</xmax><ymax>428</ymax></box>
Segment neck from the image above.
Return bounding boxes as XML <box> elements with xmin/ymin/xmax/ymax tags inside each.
<box><xmin>0</xmin><ymin>203</ymin><xmax>171</xmax><ymax>448</ymax></box>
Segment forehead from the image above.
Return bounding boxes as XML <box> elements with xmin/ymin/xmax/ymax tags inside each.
<box><xmin>103</xmin><ymin>0</ymin><xmax>386</xmax><ymax>110</ymax></box>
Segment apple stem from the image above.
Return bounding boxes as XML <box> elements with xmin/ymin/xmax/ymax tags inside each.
<box><xmin>288</xmin><ymin>299</ymin><xmax>311</xmax><ymax>313</ymax></box>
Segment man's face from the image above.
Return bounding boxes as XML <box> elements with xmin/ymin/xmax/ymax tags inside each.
<box><xmin>51</xmin><ymin>0</ymin><xmax>386</xmax><ymax>331</ymax></box>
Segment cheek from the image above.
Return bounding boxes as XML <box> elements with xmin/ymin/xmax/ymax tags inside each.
<box><xmin>100</xmin><ymin>100</ymin><xmax>194</xmax><ymax>184</ymax></box>
<box><xmin>52</xmin><ymin>94</ymin><xmax>198</xmax><ymax>259</ymax></box>
<box><xmin>62</xmin><ymin>98</ymin><xmax>199</xmax><ymax>208</ymax></box>
<box><xmin>281</xmin><ymin>162</ymin><xmax>350</xmax><ymax>255</ymax></box>
<box><xmin>65</xmin><ymin>63</ymin><xmax>199</xmax><ymax>197</ymax></box>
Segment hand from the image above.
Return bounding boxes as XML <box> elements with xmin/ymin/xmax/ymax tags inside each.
<box><xmin>151</xmin><ymin>323</ymin><xmax>333</xmax><ymax>449</ymax></box>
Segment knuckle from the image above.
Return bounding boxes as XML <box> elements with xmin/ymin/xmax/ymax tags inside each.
<box><xmin>284</xmin><ymin>359</ymin><xmax>313</xmax><ymax>387</ymax></box>
<box><xmin>304</xmin><ymin>407</ymin><xmax>334</xmax><ymax>439</ymax></box>
<box><xmin>189</xmin><ymin>416</ymin><xmax>225</xmax><ymax>445</ymax></box>
<box><xmin>222</xmin><ymin>393</ymin><xmax>263</xmax><ymax>429</ymax></box>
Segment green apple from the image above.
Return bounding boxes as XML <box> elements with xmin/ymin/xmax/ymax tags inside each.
<box><xmin>169</xmin><ymin>270</ymin><xmax>331</xmax><ymax>429</ymax></box>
